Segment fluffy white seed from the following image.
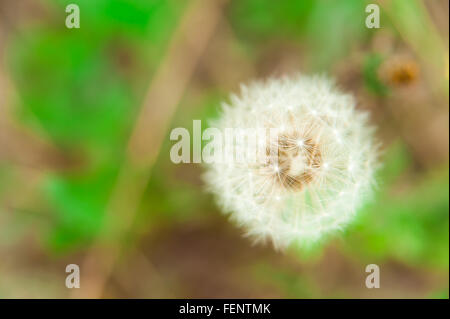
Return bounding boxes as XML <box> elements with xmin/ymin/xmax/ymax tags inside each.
<box><xmin>204</xmin><ymin>74</ymin><xmax>379</xmax><ymax>249</ymax></box>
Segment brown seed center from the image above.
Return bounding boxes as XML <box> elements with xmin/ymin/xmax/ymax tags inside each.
<box><xmin>266</xmin><ymin>132</ymin><xmax>322</xmax><ymax>191</ymax></box>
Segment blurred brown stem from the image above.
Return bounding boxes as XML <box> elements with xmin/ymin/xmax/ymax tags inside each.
<box><xmin>71</xmin><ymin>0</ymin><xmax>227</xmax><ymax>298</ymax></box>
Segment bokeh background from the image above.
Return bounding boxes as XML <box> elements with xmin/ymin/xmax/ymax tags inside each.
<box><xmin>0</xmin><ymin>0</ymin><xmax>448</xmax><ymax>298</ymax></box>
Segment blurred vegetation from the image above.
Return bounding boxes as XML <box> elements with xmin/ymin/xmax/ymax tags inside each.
<box><xmin>0</xmin><ymin>0</ymin><xmax>448</xmax><ymax>298</ymax></box>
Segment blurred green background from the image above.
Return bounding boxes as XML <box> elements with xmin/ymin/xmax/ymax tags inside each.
<box><xmin>0</xmin><ymin>0</ymin><xmax>448</xmax><ymax>298</ymax></box>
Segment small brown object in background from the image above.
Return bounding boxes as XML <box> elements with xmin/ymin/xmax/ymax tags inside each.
<box><xmin>379</xmin><ymin>55</ymin><xmax>420</xmax><ymax>87</ymax></box>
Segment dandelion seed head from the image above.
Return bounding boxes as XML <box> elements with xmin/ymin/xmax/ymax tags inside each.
<box><xmin>204</xmin><ymin>74</ymin><xmax>379</xmax><ymax>249</ymax></box>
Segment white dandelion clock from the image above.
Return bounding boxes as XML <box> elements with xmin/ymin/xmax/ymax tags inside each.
<box><xmin>204</xmin><ymin>74</ymin><xmax>379</xmax><ymax>249</ymax></box>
